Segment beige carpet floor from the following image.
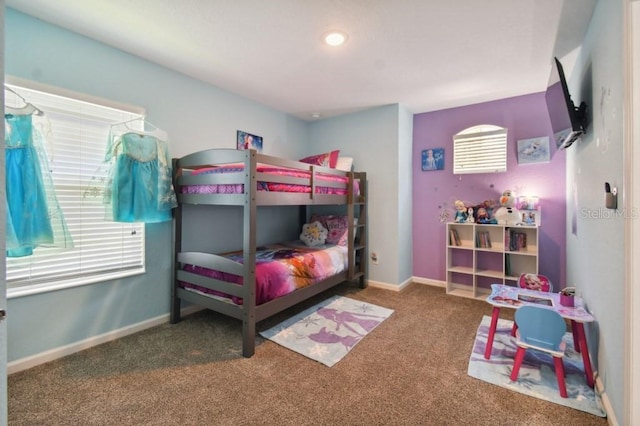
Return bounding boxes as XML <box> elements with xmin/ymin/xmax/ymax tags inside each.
<box><xmin>8</xmin><ymin>283</ymin><xmax>609</xmax><ymax>425</ymax></box>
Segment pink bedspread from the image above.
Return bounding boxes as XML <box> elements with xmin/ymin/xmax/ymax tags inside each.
<box><xmin>180</xmin><ymin>164</ymin><xmax>358</xmax><ymax>195</ymax></box>
<box><xmin>180</xmin><ymin>241</ymin><xmax>348</xmax><ymax>305</ymax></box>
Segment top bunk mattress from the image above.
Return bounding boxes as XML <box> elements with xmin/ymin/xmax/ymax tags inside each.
<box><xmin>180</xmin><ymin>163</ymin><xmax>359</xmax><ymax>196</ymax></box>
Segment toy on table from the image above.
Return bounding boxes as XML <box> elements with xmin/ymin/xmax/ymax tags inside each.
<box><xmin>494</xmin><ymin>189</ymin><xmax>521</xmax><ymax>225</ymax></box>
<box><xmin>453</xmin><ymin>200</ymin><xmax>468</xmax><ymax>223</ymax></box>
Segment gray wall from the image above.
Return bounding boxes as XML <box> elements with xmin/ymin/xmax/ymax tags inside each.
<box><xmin>565</xmin><ymin>0</ymin><xmax>625</xmax><ymax>421</ymax></box>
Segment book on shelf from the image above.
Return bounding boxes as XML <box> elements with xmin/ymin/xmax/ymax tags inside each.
<box><xmin>450</xmin><ymin>228</ymin><xmax>461</xmax><ymax>246</ymax></box>
<box><xmin>506</xmin><ymin>229</ymin><xmax>527</xmax><ymax>251</ymax></box>
<box><xmin>476</xmin><ymin>231</ymin><xmax>492</xmax><ymax>248</ymax></box>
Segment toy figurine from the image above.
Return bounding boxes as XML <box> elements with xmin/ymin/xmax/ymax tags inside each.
<box><xmin>494</xmin><ymin>189</ymin><xmax>521</xmax><ymax>225</ymax></box>
<box><xmin>454</xmin><ymin>200</ymin><xmax>467</xmax><ymax>223</ymax></box>
<box><xmin>476</xmin><ymin>207</ymin><xmax>497</xmax><ymax>224</ymax></box>
<box><xmin>466</xmin><ymin>207</ymin><xmax>474</xmax><ymax>223</ymax></box>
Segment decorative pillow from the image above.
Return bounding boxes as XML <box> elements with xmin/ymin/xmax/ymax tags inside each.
<box><xmin>311</xmin><ymin>214</ymin><xmax>350</xmax><ymax>246</ymax></box>
<box><xmin>335</xmin><ymin>156</ymin><xmax>354</xmax><ymax>172</ymax></box>
<box><xmin>299</xmin><ymin>150</ymin><xmax>340</xmax><ymax>168</ymax></box>
<box><xmin>326</xmin><ymin>216</ymin><xmax>350</xmax><ymax>246</ymax></box>
<box><xmin>300</xmin><ymin>221</ymin><xmax>328</xmax><ymax>247</ymax></box>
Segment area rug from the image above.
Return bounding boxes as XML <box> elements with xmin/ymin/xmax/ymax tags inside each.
<box><xmin>259</xmin><ymin>295</ymin><xmax>394</xmax><ymax>367</ymax></box>
<box><xmin>468</xmin><ymin>315</ymin><xmax>606</xmax><ymax>417</ymax></box>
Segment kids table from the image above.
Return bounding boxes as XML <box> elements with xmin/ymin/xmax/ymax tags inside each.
<box><xmin>484</xmin><ymin>283</ymin><xmax>595</xmax><ymax>388</ymax></box>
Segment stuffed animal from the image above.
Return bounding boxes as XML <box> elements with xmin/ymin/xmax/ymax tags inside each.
<box><xmin>466</xmin><ymin>207</ymin><xmax>475</xmax><ymax>223</ymax></box>
<box><xmin>494</xmin><ymin>189</ymin><xmax>521</xmax><ymax>225</ymax></box>
<box><xmin>453</xmin><ymin>200</ymin><xmax>467</xmax><ymax>223</ymax></box>
<box><xmin>476</xmin><ymin>206</ymin><xmax>497</xmax><ymax>224</ymax></box>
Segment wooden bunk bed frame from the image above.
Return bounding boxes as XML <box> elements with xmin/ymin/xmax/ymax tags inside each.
<box><xmin>170</xmin><ymin>149</ymin><xmax>367</xmax><ymax>357</ymax></box>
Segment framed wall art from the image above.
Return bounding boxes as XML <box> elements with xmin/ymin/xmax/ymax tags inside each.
<box><xmin>422</xmin><ymin>148</ymin><xmax>444</xmax><ymax>171</ymax></box>
<box><xmin>517</xmin><ymin>136</ymin><xmax>550</xmax><ymax>164</ymax></box>
<box><xmin>237</xmin><ymin>130</ymin><xmax>263</xmax><ymax>153</ymax></box>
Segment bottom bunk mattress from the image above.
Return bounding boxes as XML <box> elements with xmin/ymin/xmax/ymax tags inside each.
<box><xmin>180</xmin><ymin>241</ymin><xmax>347</xmax><ymax>306</ymax></box>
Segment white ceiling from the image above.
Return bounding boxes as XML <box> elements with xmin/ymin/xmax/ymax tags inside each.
<box><xmin>5</xmin><ymin>0</ymin><xmax>597</xmax><ymax>121</ymax></box>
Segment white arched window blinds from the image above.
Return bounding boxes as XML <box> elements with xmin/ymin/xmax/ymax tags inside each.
<box><xmin>453</xmin><ymin>124</ymin><xmax>507</xmax><ymax>174</ymax></box>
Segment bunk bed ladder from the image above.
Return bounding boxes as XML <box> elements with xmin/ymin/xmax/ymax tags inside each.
<box><xmin>348</xmin><ymin>172</ymin><xmax>368</xmax><ymax>288</ymax></box>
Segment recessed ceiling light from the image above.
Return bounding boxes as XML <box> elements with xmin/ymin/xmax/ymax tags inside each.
<box><xmin>324</xmin><ymin>31</ymin><xmax>347</xmax><ymax>47</ymax></box>
<box><xmin>311</xmin><ymin>113</ymin><xmax>321</xmax><ymax>119</ymax></box>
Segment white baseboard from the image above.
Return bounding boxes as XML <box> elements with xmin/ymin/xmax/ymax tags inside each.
<box><xmin>367</xmin><ymin>277</ymin><xmax>412</xmax><ymax>291</ymax></box>
<box><xmin>8</xmin><ymin>305</ymin><xmax>203</xmax><ymax>375</ymax></box>
<box><xmin>412</xmin><ymin>276</ymin><xmax>446</xmax><ymax>288</ymax></box>
<box><xmin>367</xmin><ymin>277</ymin><xmax>445</xmax><ymax>291</ymax></box>
<box><xmin>595</xmin><ymin>373</ymin><xmax>617</xmax><ymax>425</ymax></box>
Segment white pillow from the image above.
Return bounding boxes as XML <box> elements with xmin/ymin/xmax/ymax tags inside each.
<box><xmin>335</xmin><ymin>156</ymin><xmax>354</xmax><ymax>172</ymax></box>
<box><xmin>300</xmin><ymin>221</ymin><xmax>328</xmax><ymax>247</ymax></box>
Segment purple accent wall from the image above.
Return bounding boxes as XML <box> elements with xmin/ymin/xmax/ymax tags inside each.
<box><xmin>412</xmin><ymin>93</ymin><xmax>567</xmax><ymax>287</ymax></box>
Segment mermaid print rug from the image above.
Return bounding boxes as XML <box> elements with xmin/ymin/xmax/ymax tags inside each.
<box><xmin>468</xmin><ymin>315</ymin><xmax>606</xmax><ymax>417</ymax></box>
<box><xmin>260</xmin><ymin>296</ymin><xmax>394</xmax><ymax>367</ymax></box>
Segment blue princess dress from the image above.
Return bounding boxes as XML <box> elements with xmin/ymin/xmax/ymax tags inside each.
<box><xmin>103</xmin><ymin>131</ymin><xmax>177</xmax><ymax>223</ymax></box>
<box><xmin>5</xmin><ymin>109</ymin><xmax>73</xmax><ymax>257</ymax></box>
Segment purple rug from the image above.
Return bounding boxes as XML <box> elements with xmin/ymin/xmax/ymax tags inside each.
<box><xmin>260</xmin><ymin>295</ymin><xmax>393</xmax><ymax>366</ymax></box>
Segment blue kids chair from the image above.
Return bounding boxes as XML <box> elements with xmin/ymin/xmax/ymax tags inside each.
<box><xmin>510</xmin><ymin>305</ymin><xmax>568</xmax><ymax>398</ymax></box>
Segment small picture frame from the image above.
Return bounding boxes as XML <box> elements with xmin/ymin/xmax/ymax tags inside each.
<box><xmin>517</xmin><ymin>136</ymin><xmax>550</xmax><ymax>164</ymax></box>
<box><xmin>519</xmin><ymin>209</ymin><xmax>541</xmax><ymax>226</ymax></box>
<box><xmin>237</xmin><ymin>130</ymin><xmax>263</xmax><ymax>153</ymax></box>
<box><xmin>517</xmin><ymin>196</ymin><xmax>541</xmax><ymax>226</ymax></box>
<box><xmin>421</xmin><ymin>148</ymin><xmax>444</xmax><ymax>171</ymax></box>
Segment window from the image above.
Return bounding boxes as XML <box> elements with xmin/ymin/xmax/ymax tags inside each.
<box><xmin>453</xmin><ymin>124</ymin><xmax>507</xmax><ymax>174</ymax></box>
<box><xmin>5</xmin><ymin>81</ymin><xmax>146</xmax><ymax>297</ymax></box>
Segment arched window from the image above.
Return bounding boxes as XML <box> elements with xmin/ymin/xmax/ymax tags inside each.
<box><xmin>453</xmin><ymin>124</ymin><xmax>507</xmax><ymax>174</ymax></box>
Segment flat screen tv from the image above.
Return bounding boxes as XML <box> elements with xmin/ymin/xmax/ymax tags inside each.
<box><xmin>544</xmin><ymin>57</ymin><xmax>587</xmax><ymax>150</ymax></box>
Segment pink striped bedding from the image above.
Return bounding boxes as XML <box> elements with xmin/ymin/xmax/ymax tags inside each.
<box><xmin>180</xmin><ymin>163</ymin><xmax>358</xmax><ymax>195</ymax></box>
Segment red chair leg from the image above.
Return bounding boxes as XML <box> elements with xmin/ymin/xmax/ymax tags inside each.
<box><xmin>510</xmin><ymin>347</ymin><xmax>526</xmax><ymax>381</ymax></box>
<box><xmin>553</xmin><ymin>356</ymin><xmax>568</xmax><ymax>398</ymax></box>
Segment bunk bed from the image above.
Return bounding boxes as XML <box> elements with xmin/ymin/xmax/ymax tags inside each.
<box><xmin>170</xmin><ymin>148</ymin><xmax>367</xmax><ymax>357</ymax></box>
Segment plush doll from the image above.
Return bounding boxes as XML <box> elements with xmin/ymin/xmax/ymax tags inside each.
<box><xmin>453</xmin><ymin>200</ymin><xmax>468</xmax><ymax>223</ymax></box>
<box><xmin>476</xmin><ymin>206</ymin><xmax>497</xmax><ymax>224</ymax></box>
<box><xmin>494</xmin><ymin>189</ymin><xmax>521</xmax><ymax>225</ymax></box>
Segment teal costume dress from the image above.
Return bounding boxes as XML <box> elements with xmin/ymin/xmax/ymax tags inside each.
<box><xmin>103</xmin><ymin>131</ymin><xmax>177</xmax><ymax>223</ymax></box>
<box><xmin>5</xmin><ymin>109</ymin><xmax>73</xmax><ymax>257</ymax></box>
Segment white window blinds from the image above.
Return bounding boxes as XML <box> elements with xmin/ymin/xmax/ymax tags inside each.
<box><xmin>5</xmin><ymin>83</ymin><xmax>146</xmax><ymax>297</ymax></box>
<box><xmin>453</xmin><ymin>124</ymin><xmax>508</xmax><ymax>174</ymax></box>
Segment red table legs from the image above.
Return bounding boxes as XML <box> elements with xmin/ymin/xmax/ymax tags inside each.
<box><xmin>572</xmin><ymin>322</ymin><xmax>580</xmax><ymax>353</ymax></box>
<box><xmin>484</xmin><ymin>307</ymin><xmax>501</xmax><ymax>359</ymax></box>
<box><xmin>573</xmin><ymin>320</ymin><xmax>594</xmax><ymax>388</ymax></box>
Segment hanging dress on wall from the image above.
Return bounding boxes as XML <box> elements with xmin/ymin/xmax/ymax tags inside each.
<box><xmin>102</xmin><ymin>127</ymin><xmax>177</xmax><ymax>223</ymax></box>
<box><xmin>5</xmin><ymin>106</ymin><xmax>73</xmax><ymax>257</ymax></box>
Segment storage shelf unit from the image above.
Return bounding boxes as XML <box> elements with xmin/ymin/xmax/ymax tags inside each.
<box><xmin>446</xmin><ymin>222</ymin><xmax>539</xmax><ymax>299</ymax></box>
